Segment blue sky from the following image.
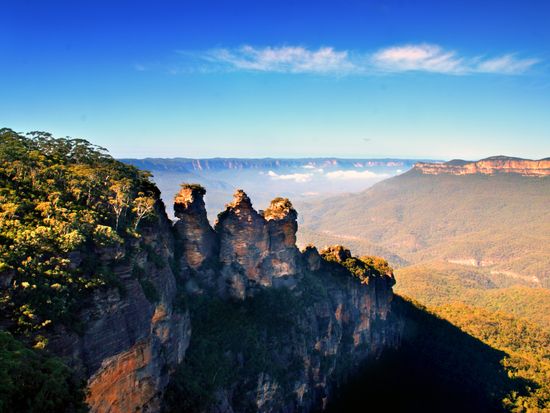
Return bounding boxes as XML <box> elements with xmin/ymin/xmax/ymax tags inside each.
<box><xmin>1</xmin><ymin>0</ymin><xmax>549</xmax><ymax>159</ymax></box>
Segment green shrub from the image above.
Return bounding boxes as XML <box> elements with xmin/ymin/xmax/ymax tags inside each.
<box><xmin>0</xmin><ymin>331</ymin><xmax>87</xmax><ymax>413</ymax></box>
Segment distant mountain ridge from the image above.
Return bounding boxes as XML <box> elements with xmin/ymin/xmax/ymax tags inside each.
<box><xmin>120</xmin><ymin>157</ymin><xmax>440</xmax><ymax>220</ymax></box>
<box><xmin>121</xmin><ymin>157</ymin><xmax>435</xmax><ymax>172</ymax></box>
<box><xmin>414</xmin><ymin>156</ymin><xmax>550</xmax><ymax>176</ymax></box>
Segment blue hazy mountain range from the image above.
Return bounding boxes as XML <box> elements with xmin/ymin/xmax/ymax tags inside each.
<box><xmin>121</xmin><ymin>157</ymin><xmax>435</xmax><ymax>218</ymax></box>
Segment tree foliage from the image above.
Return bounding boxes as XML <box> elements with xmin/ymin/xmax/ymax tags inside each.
<box><xmin>319</xmin><ymin>245</ymin><xmax>394</xmax><ymax>284</ymax></box>
<box><xmin>0</xmin><ymin>128</ymin><xmax>159</xmax><ymax>339</ymax></box>
<box><xmin>0</xmin><ymin>331</ymin><xmax>86</xmax><ymax>412</ymax></box>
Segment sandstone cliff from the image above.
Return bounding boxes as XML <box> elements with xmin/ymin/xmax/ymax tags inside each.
<box><xmin>47</xmin><ymin>199</ymin><xmax>191</xmax><ymax>413</ymax></box>
<box><xmin>414</xmin><ymin>156</ymin><xmax>550</xmax><ymax>176</ymax></box>
<box><xmin>42</xmin><ymin>185</ymin><xmax>399</xmax><ymax>413</ymax></box>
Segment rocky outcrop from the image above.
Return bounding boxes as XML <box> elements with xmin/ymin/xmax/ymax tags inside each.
<box><xmin>166</xmin><ymin>187</ymin><xmax>400</xmax><ymax>413</ymax></box>
<box><xmin>174</xmin><ymin>184</ymin><xmax>218</xmax><ymax>269</ymax></box>
<box><xmin>215</xmin><ymin>190</ymin><xmax>272</xmax><ymax>298</ymax></box>
<box><xmin>214</xmin><ymin>191</ymin><xmax>302</xmax><ymax>298</ymax></box>
<box><xmin>414</xmin><ymin>156</ymin><xmax>550</xmax><ymax>176</ymax></box>
<box><xmin>263</xmin><ymin>197</ymin><xmax>301</xmax><ymax>279</ymax></box>
<box><xmin>173</xmin><ymin>188</ymin><xmax>303</xmax><ymax>299</ymax></box>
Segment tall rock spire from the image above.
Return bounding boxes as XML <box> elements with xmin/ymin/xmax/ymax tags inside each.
<box><xmin>173</xmin><ymin>184</ymin><xmax>218</xmax><ymax>269</ymax></box>
<box><xmin>262</xmin><ymin>197</ymin><xmax>300</xmax><ymax>280</ymax></box>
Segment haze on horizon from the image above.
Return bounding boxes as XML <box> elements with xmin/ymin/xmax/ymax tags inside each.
<box><xmin>1</xmin><ymin>0</ymin><xmax>550</xmax><ymax>159</ymax></box>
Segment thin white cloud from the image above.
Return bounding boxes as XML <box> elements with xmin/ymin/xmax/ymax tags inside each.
<box><xmin>180</xmin><ymin>43</ymin><xmax>539</xmax><ymax>76</ymax></box>
<box><xmin>372</xmin><ymin>44</ymin><xmax>539</xmax><ymax>75</ymax></box>
<box><xmin>325</xmin><ymin>170</ymin><xmax>388</xmax><ymax>180</ymax></box>
<box><xmin>267</xmin><ymin>170</ymin><xmax>313</xmax><ymax>183</ymax></box>
<box><xmin>372</xmin><ymin>44</ymin><xmax>465</xmax><ymax>73</ymax></box>
<box><xmin>476</xmin><ymin>54</ymin><xmax>540</xmax><ymax>75</ymax></box>
<box><xmin>301</xmin><ymin>165</ymin><xmax>324</xmax><ymax>173</ymax></box>
<box><xmin>203</xmin><ymin>45</ymin><xmax>356</xmax><ymax>74</ymax></box>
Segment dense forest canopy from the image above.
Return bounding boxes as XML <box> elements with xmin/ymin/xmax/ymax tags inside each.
<box><xmin>0</xmin><ymin>128</ymin><xmax>159</xmax><ymax>344</ymax></box>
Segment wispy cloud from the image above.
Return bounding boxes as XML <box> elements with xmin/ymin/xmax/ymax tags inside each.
<box><xmin>372</xmin><ymin>44</ymin><xmax>464</xmax><ymax>73</ymax></box>
<box><xmin>476</xmin><ymin>54</ymin><xmax>540</xmax><ymax>75</ymax></box>
<box><xmin>373</xmin><ymin>44</ymin><xmax>539</xmax><ymax>75</ymax></box>
<box><xmin>175</xmin><ymin>44</ymin><xmax>539</xmax><ymax>76</ymax></box>
<box><xmin>200</xmin><ymin>46</ymin><xmax>356</xmax><ymax>74</ymax></box>
<box><xmin>267</xmin><ymin>170</ymin><xmax>313</xmax><ymax>183</ymax></box>
<box><xmin>325</xmin><ymin>170</ymin><xmax>388</xmax><ymax>180</ymax></box>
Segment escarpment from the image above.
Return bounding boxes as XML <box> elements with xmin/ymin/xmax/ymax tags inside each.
<box><xmin>414</xmin><ymin>156</ymin><xmax>550</xmax><ymax>176</ymax></box>
<box><xmin>47</xmin><ymin>199</ymin><xmax>191</xmax><ymax>413</ymax></box>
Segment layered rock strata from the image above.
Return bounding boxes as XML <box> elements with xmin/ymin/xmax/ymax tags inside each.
<box><xmin>174</xmin><ymin>184</ymin><xmax>218</xmax><ymax>269</ymax></box>
<box><xmin>48</xmin><ymin>201</ymin><xmax>190</xmax><ymax>413</ymax></box>
<box><xmin>414</xmin><ymin>156</ymin><xmax>550</xmax><ymax>176</ymax></box>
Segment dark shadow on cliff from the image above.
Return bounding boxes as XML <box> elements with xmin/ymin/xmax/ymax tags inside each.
<box><xmin>324</xmin><ymin>295</ymin><xmax>536</xmax><ymax>413</ymax></box>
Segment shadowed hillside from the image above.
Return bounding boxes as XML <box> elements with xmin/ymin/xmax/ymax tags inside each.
<box><xmin>326</xmin><ymin>296</ymin><xmax>548</xmax><ymax>413</ymax></box>
<box><xmin>301</xmin><ymin>164</ymin><xmax>550</xmax><ymax>411</ymax></box>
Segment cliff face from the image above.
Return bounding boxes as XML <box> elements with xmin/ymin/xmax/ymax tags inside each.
<box><xmin>414</xmin><ymin>156</ymin><xmax>550</xmax><ymax>176</ymax></box>
<box><xmin>198</xmin><ymin>260</ymin><xmax>399</xmax><ymax>413</ymax></box>
<box><xmin>44</xmin><ymin>186</ymin><xmax>399</xmax><ymax>413</ymax></box>
<box><xmin>47</xmin><ymin>202</ymin><xmax>191</xmax><ymax>413</ymax></box>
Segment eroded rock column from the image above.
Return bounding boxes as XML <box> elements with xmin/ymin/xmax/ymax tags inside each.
<box><xmin>215</xmin><ymin>190</ymin><xmax>270</xmax><ymax>298</ymax></box>
<box><xmin>174</xmin><ymin>184</ymin><xmax>218</xmax><ymax>269</ymax></box>
<box><xmin>262</xmin><ymin>197</ymin><xmax>301</xmax><ymax>281</ymax></box>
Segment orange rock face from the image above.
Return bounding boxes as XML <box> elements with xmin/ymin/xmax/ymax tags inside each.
<box><xmin>414</xmin><ymin>156</ymin><xmax>550</xmax><ymax>176</ymax></box>
<box><xmin>86</xmin><ymin>340</ymin><xmax>156</xmax><ymax>413</ymax></box>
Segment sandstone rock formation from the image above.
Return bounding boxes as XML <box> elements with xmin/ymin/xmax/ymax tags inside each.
<box><xmin>214</xmin><ymin>191</ymin><xmax>302</xmax><ymax>297</ymax></box>
<box><xmin>174</xmin><ymin>183</ymin><xmax>218</xmax><ymax>269</ymax></box>
<box><xmin>43</xmin><ymin>184</ymin><xmax>400</xmax><ymax>413</ymax></box>
<box><xmin>166</xmin><ymin>187</ymin><xmax>399</xmax><ymax>412</ymax></box>
<box><xmin>263</xmin><ymin>197</ymin><xmax>301</xmax><ymax>280</ymax></box>
<box><xmin>414</xmin><ymin>156</ymin><xmax>550</xmax><ymax>176</ymax></box>
<box><xmin>215</xmin><ymin>189</ymin><xmax>271</xmax><ymax>298</ymax></box>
